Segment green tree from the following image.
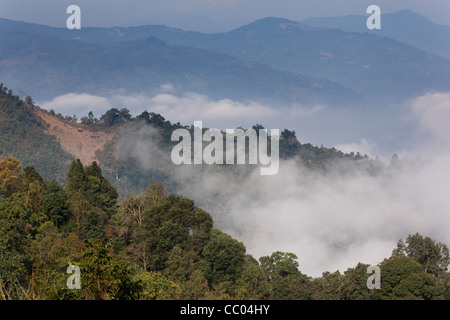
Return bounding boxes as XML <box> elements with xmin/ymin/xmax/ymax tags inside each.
<box><xmin>259</xmin><ymin>251</ymin><xmax>311</xmax><ymax>300</ymax></box>
<box><xmin>391</xmin><ymin>272</ymin><xmax>445</xmax><ymax>300</ymax></box>
<box><xmin>144</xmin><ymin>184</ymin><xmax>167</xmax><ymax>207</ymax></box>
<box><xmin>134</xmin><ymin>270</ymin><xmax>181</xmax><ymax>300</ymax></box>
<box><xmin>340</xmin><ymin>263</ymin><xmax>380</xmax><ymax>300</ymax></box>
<box><xmin>84</xmin><ymin>161</ymin><xmax>118</xmax><ymax>216</ymax></box>
<box><xmin>65</xmin><ymin>160</ymin><xmax>87</xmax><ymax>194</ymax></box>
<box><xmin>380</xmin><ymin>255</ymin><xmax>445</xmax><ymax>300</ymax></box>
<box><xmin>80</xmin><ymin>211</ymin><xmax>105</xmax><ymax>239</ymax></box>
<box><xmin>0</xmin><ymin>158</ymin><xmax>24</xmax><ymax>197</ymax></box>
<box><xmin>29</xmin><ymin>221</ymin><xmax>72</xmax><ymax>299</ymax></box>
<box><xmin>260</xmin><ymin>251</ymin><xmax>300</xmax><ymax>279</ymax></box>
<box><xmin>133</xmin><ymin>193</ymin><xmax>212</xmax><ymax>270</ymax></box>
<box><xmin>78</xmin><ymin>238</ymin><xmax>142</xmax><ymax>300</ymax></box>
<box><xmin>41</xmin><ymin>191</ymin><xmax>70</xmax><ymax>227</ymax></box>
<box><xmin>0</xmin><ymin>192</ymin><xmax>34</xmax><ymax>299</ymax></box>
<box><xmin>180</xmin><ymin>269</ymin><xmax>209</xmax><ymax>300</ymax></box>
<box><xmin>24</xmin><ymin>95</ymin><xmax>34</xmax><ymax>106</ymax></box>
<box><xmin>270</xmin><ymin>272</ymin><xmax>312</xmax><ymax>300</ymax></box>
<box><xmin>100</xmin><ymin>108</ymin><xmax>131</xmax><ymax>127</ymax></box>
<box><xmin>23</xmin><ymin>166</ymin><xmax>43</xmax><ymax>185</ymax></box>
<box><xmin>234</xmin><ymin>255</ymin><xmax>272</xmax><ymax>299</ymax></box>
<box><xmin>393</xmin><ymin>233</ymin><xmax>450</xmax><ymax>276</ymax></box>
<box><xmin>310</xmin><ymin>271</ymin><xmax>343</xmax><ymax>300</ymax></box>
<box><xmin>279</xmin><ymin>129</ymin><xmax>301</xmax><ymax>158</ymax></box>
<box><xmin>202</xmin><ymin>229</ymin><xmax>246</xmax><ymax>287</ymax></box>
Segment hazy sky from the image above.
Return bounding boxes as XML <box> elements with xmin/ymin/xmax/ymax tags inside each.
<box><xmin>1</xmin><ymin>0</ymin><xmax>449</xmax><ymax>32</ymax></box>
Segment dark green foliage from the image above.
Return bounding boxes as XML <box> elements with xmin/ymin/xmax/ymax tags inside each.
<box><xmin>84</xmin><ymin>161</ymin><xmax>118</xmax><ymax>217</ymax></box>
<box><xmin>100</xmin><ymin>108</ymin><xmax>132</xmax><ymax>127</ymax></box>
<box><xmin>65</xmin><ymin>159</ymin><xmax>88</xmax><ymax>194</ymax></box>
<box><xmin>259</xmin><ymin>251</ymin><xmax>312</xmax><ymax>300</ymax></box>
<box><xmin>393</xmin><ymin>233</ymin><xmax>450</xmax><ymax>276</ymax></box>
<box><xmin>41</xmin><ymin>191</ymin><xmax>70</xmax><ymax>227</ymax></box>
<box><xmin>23</xmin><ymin>166</ymin><xmax>43</xmax><ymax>184</ymax></box>
<box><xmin>270</xmin><ymin>273</ymin><xmax>312</xmax><ymax>300</ymax></box>
<box><xmin>64</xmin><ymin>160</ymin><xmax>118</xmax><ymax>239</ymax></box>
<box><xmin>202</xmin><ymin>229</ymin><xmax>246</xmax><ymax>286</ymax></box>
<box><xmin>78</xmin><ymin>238</ymin><xmax>143</xmax><ymax>300</ymax></box>
<box><xmin>339</xmin><ymin>263</ymin><xmax>379</xmax><ymax>300</ymax></box>
<box><xmin>260</xmin><ymin>251</ymin><xmax>300</xmax><ymax>278</ymax></box>
<box><xmin>0</xmin><ymin>192</ymin><xmax>36</xmax><ymax>299</ymax></box>
<box><xmin>0</xmin><ymin>158</ymin><xmax>448</xmax><ymax>300</ymax></box>
<box><xmin>80</xmin><ymin>211</ymin><xmax>105</xmax><ymax>239</ymax></box>
<box><xmin>380</xmin><ymin>256</ymin><xmax>445</xmax><ymax>300</ymax></box>
<box><xmin>310</xmin><ymin>271</ymin><xmax>343</xmax><ymax>300</ymax></box>
<box><xmin>130</xmin><ymin>192</ymin><xmax>213</xmax><ymax>271</ymax></box>
<box><xmin>390</xmin><ymin>272</ymin><xmax>445</xmax><ymax>300</ymax></box>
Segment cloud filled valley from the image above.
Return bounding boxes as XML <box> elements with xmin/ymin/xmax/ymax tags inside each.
<box><xmin>78</xmin><ymin>90</ymin><xmax>450</xmax><ymax>277</ymax></box>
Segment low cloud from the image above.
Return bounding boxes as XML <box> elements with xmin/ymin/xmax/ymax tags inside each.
<box><xmin>147</xmin><ymin>92</ymin><xmax>278</xmax><ymax>124</ymax></box>
<box><xmin>39</xmin><ymin>90</ymin><xmax>322</xmax><ymax>129</ymax></box>
<box><xmin>411</xmin><ymin>92</ymin><xmax>450</xmax><ymax>146</ymax></box>
<box><xmin>335</xmin><ymin>138</ymin><xmax>379</xmax><ymax>158</ymax></box>
<box><xmin>40</xmin><ymin>93</ymin><xmax>111</xmax><ymax>117</ymax></box>
<box><xmin>116</xmin><ymin>91</ymin><xmax>450</xmax><ymax>277</ymax></box>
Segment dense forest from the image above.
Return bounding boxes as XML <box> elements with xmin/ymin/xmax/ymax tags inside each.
<box><xmin>0</xmin><ymin>157</ymin><xmax>448</xmax><ymax>300</ymax></box>
<box><xmin>0</xmin><ymin>84</ymin><xmax>449</xmax><ymax>300</ymax></box>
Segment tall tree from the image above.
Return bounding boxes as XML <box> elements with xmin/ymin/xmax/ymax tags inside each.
<box><xmin>0</xmin><ymin>158</ymin><xmax>23</xmax><ymax>197</ymax></box>
<box><xmin>65</xmin><ymin>160</ymin><xmax>87</xmax><ymax>194</ymax></box>
<box><xmin>380</xmin><ymin>256</ymin><xmax>445</xmax><ymax>300</ymax></box>
<box><xmin>202</xmin><ymin>229</ymin><xmax>246</xmax><ymax>286</ymax></box>
<box><xmin>393</xmin><ymin>233</ymin><xmax>450</xmax><ymax>276</ymax></box>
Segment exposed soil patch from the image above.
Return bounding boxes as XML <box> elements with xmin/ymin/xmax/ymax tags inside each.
<box><xmin>32</xmin><ymin>108</ymin><xmax>116</xmax><ymax>166</ymax></box>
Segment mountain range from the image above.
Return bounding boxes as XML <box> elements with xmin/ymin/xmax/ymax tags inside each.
<box><xmin>0</xmin><ymin>19</ymin><xmax>352</xmax><ymax>106</ymax></box>
<box><xmin>1</xmin><ymin>10</ymin><xmax>450</xmax><ymax>107</ymax></box>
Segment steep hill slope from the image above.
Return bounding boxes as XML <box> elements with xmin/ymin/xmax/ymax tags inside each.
<box><xmin>32</xmin><ymin>107</ymin><xmax>116</xmax><ymax>166</ymax></box>
<box><xmin>0</xmin><ymin>85</ymin><xmax>73</xmax><ymax>183</ymax></box>
<box><xmin>0</xmin><ymin>87</ymin><xmax>376</xmax><ymax>197</ymax></box>
<box><xmin>0</xmin><ymin>86</ymin><xmax>115</xmax><ymax>183</ymax></box>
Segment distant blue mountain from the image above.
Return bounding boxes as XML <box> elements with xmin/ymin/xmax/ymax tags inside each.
<box><xmin>1</xmin><ymin>13</ymin><xmax>449</xmax><ymax>106</ymax></box>
<box><xmin>0</xmin><ymin>30</ymin><xmax>352</xmax><ymax>105</ymax></box>
<box><xmin>302</xmin><ymin>9</ymin><xmax>450</xmax><ymax>59</ymax></box>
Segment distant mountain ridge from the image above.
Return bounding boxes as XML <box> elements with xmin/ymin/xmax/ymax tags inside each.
<box><xmin>302</xmin><ymin>9</ymin><xmax>450</xmax><ymax>60</ymax></box>
<box><xmin>131</xmin><ymin>15</ymin><xmax>450</xmax><ymax>103</ymax></box>
<box><xmin>1</xmin><ymin>12</ymin><xmax>449</xmax><ymax>105</ymax></box>
<box><xmin>0</xmin><ymin>27</ymin><xmax>354</xmax><ymax>106</ymax></box>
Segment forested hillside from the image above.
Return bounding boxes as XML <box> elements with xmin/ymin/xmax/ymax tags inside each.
<box><xmin>0</xmin><ymin>85</ymin><xmax>375</xmax><ymax>195</ymax></box>
<box><xmin>0</xmin><ymin>86</ymin><xmax>449</xmax><ymax>300</ymax></box>
<box><xmin>0</xmin><ymin>84</ymin><xmax>74</xmax><ymax>183</ymax></box>
<box><xmin>0</xmin><ymin>157</ymin><xmax>448</xmax><ymax>300</ymax></box>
